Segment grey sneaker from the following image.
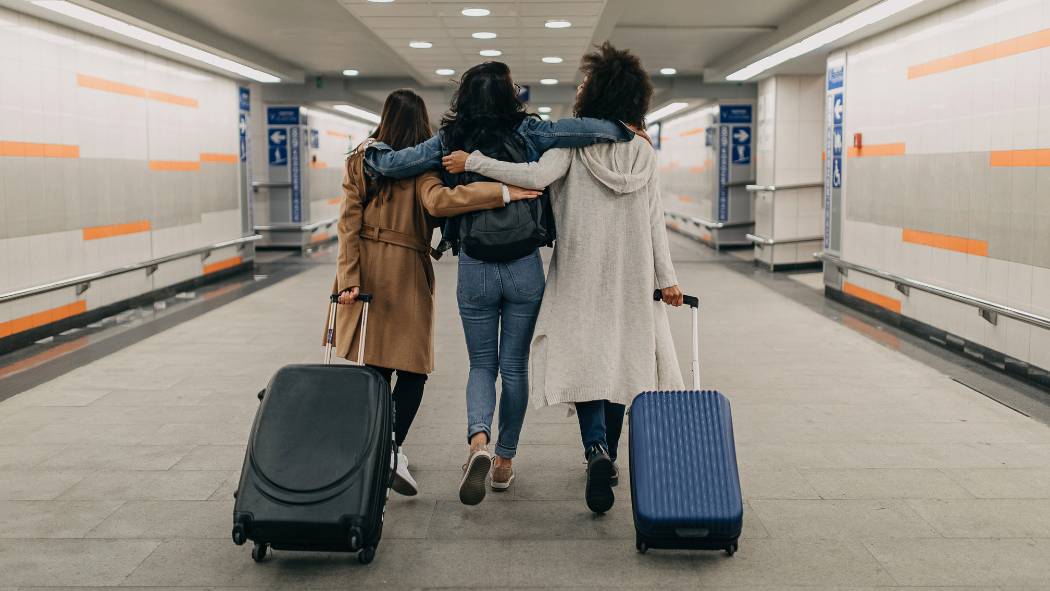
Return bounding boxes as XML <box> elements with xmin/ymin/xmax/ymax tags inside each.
<box><xmin>490</xmin><ymin>460</ymin><xmax>514</xmax><ymax>491</ymax></box>
<box><xmin>459</xmin><ymin>446</ymin><xmax>492</xmax><ymax>505</ymax></box>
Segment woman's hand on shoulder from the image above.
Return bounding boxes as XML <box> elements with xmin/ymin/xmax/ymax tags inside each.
<box><xmin>626</xmin><ymin>124</ymin><xmax>653</xmax><ymax>147</ymax></box>
<box><xmin>507</xmin><ymin>185</ymin><xmax>543</xmax><ymax>201</ymax></box>
<box><xmin>660</xmin><ymin>285</ymin><xmax>684</xmax><ymax>307</ymax></box>
<box><xmin>337</xmin><ymin>286</ymin><xmax>360</xmax><ymax>305</ymax></box>
<box><xmin>442</xmin><ymin>150</ymin><xmax>471</xmax><ymax>174</ymax></box>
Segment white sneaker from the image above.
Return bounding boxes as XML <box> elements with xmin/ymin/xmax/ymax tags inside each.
<box><xmin>391</xmin><ymin>449</ymin><xmax>419</xmax><ymax>496</ymax></box>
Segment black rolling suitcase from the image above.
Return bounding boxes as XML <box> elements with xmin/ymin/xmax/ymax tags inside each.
<box><xmin>232</xmin><ymin>292</ymin><xmax>394</xmax><ymax>565</ymax></box>
<box><xmin>629</xmin><ymin>290</ymin><xmax>743</xmax><ymax>556</ymax></box>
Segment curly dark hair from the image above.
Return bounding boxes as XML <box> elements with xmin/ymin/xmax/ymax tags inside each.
<box><xmin>573</xmin><ymin>42</ymin><xmax>652</xmax><ymax>128</ymax></box>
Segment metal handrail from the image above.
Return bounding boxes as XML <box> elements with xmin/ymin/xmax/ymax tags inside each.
<box><xmin>747</xmin><ymin>233</ymin><xmax>824</xmax><ymax>246</ymax></box>
<box><xmin>0</xmin><ymin>234</ymin><xmax>261</xmax><ymax>304</ymax></box>
<box><xmin>817</xmin><ymin>252</ymin><xmax>1050</xmax><ymax>331</ymax></box>
<box><xmin>254</xmin><ymin>217</ymin><xmax>338</xmax><ymax>232</ymax></box>
<box><xmin>251</xmin><ymin>181</ymin><xmax>292</xmax><ymax>192</ymax></box>
<box><xmin>746</xmin><ymin>182</ymin><xmax>824</xmax><ymax>192</ymax></box>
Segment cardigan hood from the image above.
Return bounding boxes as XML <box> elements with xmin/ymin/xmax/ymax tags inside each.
<box><xmin>576</xmin><ymin>136</ymin><xmax>656</xmax><ymax>195</ymax></box>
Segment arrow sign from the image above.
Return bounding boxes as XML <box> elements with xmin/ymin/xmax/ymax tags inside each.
<box><xmin>733</xmin><ymin>129</ymin><xmax>750</xmax><ymax>143</ymax></box>
<box><xmin>270</xmin><ymin>130</ymin><xmax>287</xmax><ymax>144</ymax></box>
<box><xmin>832</xmin><ymin>93</ymin><xmax>844</xmax><ymax>124</ymax></box>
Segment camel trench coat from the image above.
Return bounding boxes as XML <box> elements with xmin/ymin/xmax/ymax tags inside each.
<box><xmin>326</xmin><ymin>149</ymin><xmax>505</xmax><ymax>374</ymax></box>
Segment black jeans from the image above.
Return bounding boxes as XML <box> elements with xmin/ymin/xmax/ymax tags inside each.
<box><xmin>575</xmin><ymin>399</ymin><xmax>626</xmax><ymax>461</ymax></box>
<box><xmin>370</xmin><ymin>366</ymin><xmax>427</xmax><ymax>446</ymax></box>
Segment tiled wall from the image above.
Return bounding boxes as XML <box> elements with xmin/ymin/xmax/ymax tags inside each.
<box><xmin>828</xmin><ymin>0</ymin><xmax>1050</xmax><ymax>372</ymax></box>
<box><xmin>657</xmin><ymin>106</ymin><xmax>719</xmax><ymax>226</ymax></box>
<box><xmin>753</xmin><ymin>75</ymin><xmax>825</xmax><ymax>267</ymax></box>
<box><xmin>0</xmin><ymin>6</ymin><xmax>246</xmax><ymax>340</ymax></box>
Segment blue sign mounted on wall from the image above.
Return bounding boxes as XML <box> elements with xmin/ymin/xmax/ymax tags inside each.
<box><xmin>267</xmin><ymin>106</ymin><xmax>300</xmax><ymax>125</ymax></box>
<box><xmin>828</xmin><ymin>65</ymin><xmax>844</xmax><ymax>90</ymax></box>
<box><xmin>239</xmin><ymin>113</ymin><xmax>248</xmax><ymax>162</ymax></box>
<box><xmin>310</xmin><ymin>129</ymin><xmax>319</xmax><ymax>148</ymax></box>
<box><xmin>290</xmin><ymin>126</ymin><xmax>302</xmax><ymax>223</ymax></box>
<box><xmin>718</xmin><ymin>126</ymin><xmax>730</xmax><ymax>222</ymax></box>
<box><xmin>832</xmin><ymin>93</ymin><xmax>844</xmax><ymax>125</ymax></box>
<box><xmin>831</xmin><ymin>156</ymin><xmax>842</xmax><ymax>188</ymax></box>
<box><xmin>832</xmin><ymin>125</ymin><xmax>843</xmax><ymax>157</ymax></box>
<box><xmin>719</xmin><ymin>105</ymin><xmax>752</xmax><ymax>124</ymax></box>
<box><xmin>239</xmin><ymin>87</ymin><xmax>250</xmax><ymax>112</ymax></box>
<box><xmin>267</xmin><ymin>128</ymin><xmax>287</xmax><ymax>166</ymax></box>
<box><xmin>517</xmin><ymin>85</ymin><xmax>530</xmax><ymax>103</ymax></box>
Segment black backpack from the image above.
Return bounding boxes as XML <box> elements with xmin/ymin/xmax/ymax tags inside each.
<box><xmin>439</xmin><ymin>130</ymin><xmax>556</xmax><ymax>262</ymax></box>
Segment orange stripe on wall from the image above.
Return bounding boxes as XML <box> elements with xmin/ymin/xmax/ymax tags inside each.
<box><xmin>847</xmin><ymin>143</ymin><xmax>906</xmax><ymax>158</ymax></box>
<box><xmin>204</xmin><ymin>256</ymin><xmax>243</xmax><ymax>275</ymax></box>
<box><xmin>679</xmin><ymin>127</ymin><xmax>706</xmax><ymax>137</ymax></box>
<box><xmin>842</xmin><ymin>281</ymin><xmax>902</xmax><ymax>314</ymax></box>
<box><xmin>150</xmin><ymin>160</ymin><xmax>201</xmax><ymax>171</ymax></box>
<box><xmin>908</xmin><ymin>27</ymin><xmax>1050</xmax><ymax>79</ymax></box>
<box><xmin>0</xmin><ymin>301</ymin><xmax>87</xmax><ymax>338</ymax></box>
<box><xmin>82</xmin><ymin>220</ymin><xmax>151</xmax><ymax>241</ymax></box>
<box><xmin>200</xmin><ymin>152</ymin><xmax>238</xmax><ymax>163</ymax></box>
<box><xmin>0</xmin><ymin>141</ymin><xmax>79</xmax><ymax>158</ymax></box>
<box><xmin>989</xmin><ymin>148</ymin><xmax>1050</xmax><ymax>167</ymax></box>
<box><xmin>309</xmin><ymin>161</ymin><xmax>328</xmax><ymax>169</ymax></box>
<box><xmin>902</xmin><ymin>228</ymin><xmax>988</xmax><ymax>256</ymax></box>
<box><xmin>310</xmin><ymin>232</ymin><xmax>331</xmax><ymax>244</ymax></box>
<box><xmin>77</xmin><ymin>74</ymin><xmax>197</xmax><ymax>108</ymax></box>
<box><xmin>326</xmin><ymin>131</ymin><xmax>350</xmax><ymax>139</ymax></box>
<box><xmin>327</xmin><ymin>197</ymin><xmax>341</xmax><ymax>205</ymax></box>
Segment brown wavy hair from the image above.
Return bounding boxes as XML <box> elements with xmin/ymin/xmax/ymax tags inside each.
<box><xmin>366</xmin><ymin>89</ymin><xmax>433</xmax><ymax>202</ymax></box>
<box><xmin>573</xmin><ymin>42</ymin><xmax>652</xmax><ymax>128</ymax></box>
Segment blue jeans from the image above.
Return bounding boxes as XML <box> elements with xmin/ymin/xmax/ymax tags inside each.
<box><xmin>457</xmin><ymin>250</ymin><xmax>544</xmax><ymax>459</ymax></box>
<box><xmin>576</xmin><ymin>400</ymin><xmax>626</xmax><ymax>461</ymax></box>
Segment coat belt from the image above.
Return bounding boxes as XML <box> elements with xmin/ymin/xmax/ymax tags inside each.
<box><xmin>360</xmin><ymin>224</ymin><xmax>429</xmax><ymax>254</ymax></box>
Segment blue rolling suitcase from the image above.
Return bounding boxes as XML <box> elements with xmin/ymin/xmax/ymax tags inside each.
<box><xmin>629</xmin><ymin>291</ymin><xmax>743</xmax><ymax>555</ymax></box>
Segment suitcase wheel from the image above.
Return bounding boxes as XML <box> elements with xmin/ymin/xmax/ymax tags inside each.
<box><xmin>231</xmin><ymin>524</ymin><xmax>247</xmax><ymax>546</ymax></box>
<box><xmin>726</xmin><ymin>543</ymin><xmax>738</xmax><ymax>557</ymax></box>
<box><xmin>358</xmin><ymin>546</ymin><xmax>376</xmax><ymax>564</ymax></box>
<box><xmin>251</xmin><ymin>542</ymin><xmax>269</xmax><ymax>563</ymax></box>
<box><xmin>635</xmin><ymin>534</ymin><xmax>648</xmax><ymax>554</ymax></box>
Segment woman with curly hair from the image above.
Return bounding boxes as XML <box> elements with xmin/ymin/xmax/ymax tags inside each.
<box><xmin>442</xmin><ymin>43</ymin><xmax>685</xmax><ymax>514</ymax></box>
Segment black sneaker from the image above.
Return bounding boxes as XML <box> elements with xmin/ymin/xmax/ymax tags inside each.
<box><xmin>585</xmin><ymin>444</ymin><xmax>615</xmax><ymax>513</ymax></box>
<box><xmin>609</xmin><ymin>461</ymin><xmax>619</xmax><ymax>488</ymax></box>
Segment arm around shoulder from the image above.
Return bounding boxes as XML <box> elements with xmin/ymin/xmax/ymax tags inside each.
<box><xmin>466</xmin><ymin>147</ymin><xmax>571</xmax><ymax>189</ymax></box>
<box><xmin>415</xmin><ymin>171</ymin><xmax>505</xmax><ymax>218</ymax></box>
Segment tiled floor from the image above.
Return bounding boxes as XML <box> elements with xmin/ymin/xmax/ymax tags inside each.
<box><xmin>1</xmin><ymin>234</ymin><xmax>1049</xmax><ymax>589</ymax></box>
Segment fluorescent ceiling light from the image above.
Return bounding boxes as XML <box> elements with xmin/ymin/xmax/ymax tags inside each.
<box><xmin>545</xmin><ymin>20</ymin><xmax>571</xmax><ymax>29</ymax></box>
<box><xmin>726</xmin><ymin>0</ymin><xmax>925</xmax><ymax>81</ymax></box>
<box><xmin>462</xmin><ymin>8</ymin><xmax>490</xmax><ymax>17</ymax></box>
<box><xmin>409</xmin><ymin>41</ymin><xmax>433</xmax><ymax>49</ymax></box>
<box><xmin>367</xmin><ymin>0</ymin><xmax>395</xmax><ymax>3</ymax></box>
<box><xmin>479</xmin><ymin>49</ymin><xmax>501</xmax><ymax>57</ymax></box>
<box><xmin>333</xmin><ymin>104</ymin><xmax>381</xmax><ymax>124</ymax></box>
<box><xmin>472</xmin><ymin>31</ymin><xmax>497</xmax><ymax>39</ymax></box>
<box><xmin>537</xmin><ymin>106</ymin><xmax>552</xmax><ymax>113</ymax></box>
<box><xmin>342</xmin><ymin>69</ymin><xmax>359</xmax><ymax>76</ymax></box>
<box><xmin>542</xmin><ymin>56</ymin><xmax>563</xmax><ymax>64</ymax></box>
<box><xmin>435</xmin><ymin>68</ymin><xmax>456</xmax><ymax>76</ymax></box>
<box><xmin>645</xmin><ymin>101</ymin><xmax>689</xmax><ymax>124</ymax></box>
<box><xmin>540</xmin><ymin>78</ymin><xmax>558</xmax><ymax>85</ymax></box>
<box><xmin>660</xmin><ymin>67</ymin><xmax>677</xmax><ymax>75</ymax></box>
<box><xmin>31</xmin><ymin>0</ymin><xmax>280</xmax><ymax>82</ymax></box>
<box><xmin>539</xmin><ymin>114</ymin><xmax>550</xmax><ymax>121</ymax></box>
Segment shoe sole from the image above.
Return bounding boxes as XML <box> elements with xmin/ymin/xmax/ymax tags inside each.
<box><xmin>391</xmin><ymin>472</ymin><xmax>418</xmax><ymax>496</ymax></box>
<box><xmin>490</xmin><ymin>474</ymin><xmax>514</xmax><ymax>491</ymax></box>
<box><xmin>586</xmin><ymin>456</ymin><xmax>615</xmax><ymax>513</ymax></box>
<box><xmin>459</xmin><ymin>453</ymin><xmax>492</xmax><ymax>505</ymax></box>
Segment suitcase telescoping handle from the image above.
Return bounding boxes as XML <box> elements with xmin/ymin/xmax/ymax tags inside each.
<box><xmin>324</xmin><ymin>291</ymin><xmax>373</xmax><ymax>366</ymax></box>
<box><xmin>653</xmin><ymin>289</ymin><xmax>701</xmax><ymax>390</ymax></box>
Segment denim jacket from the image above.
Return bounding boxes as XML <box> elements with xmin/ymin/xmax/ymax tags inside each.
<box><xmin>364</xmin><ymin>117</ymin><xmax>634</xmax><ymax>179</ymax></box>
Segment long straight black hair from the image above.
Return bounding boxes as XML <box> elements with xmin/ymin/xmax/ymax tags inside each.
<box><xmin>440</xmin><ymin>61</ymin><xmax>531</xmax><ymax>151</ymax></box>
<box><xmin>366</xmin><ymin>89</ymin><xmax>432</xmax><ymax>202</ymax></box>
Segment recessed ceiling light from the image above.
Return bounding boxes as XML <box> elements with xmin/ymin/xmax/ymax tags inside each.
<box><xmin>409</xmin><ymin>41</ymin><xmax>433</xmax><ymax>49</ymax></box>
<box><xmin>545</xmin><ymin>20</ymin><xmax>571</xmax><ymax>29</ymax></box>
<box><xmin>342</xmin><ymin>69</ymin><xmax>359</xmax><ymax>76</ymax></box>
<box><xmin>542</xmin><ymin>56</ymin><xmax>563</xmax><ymax>64</ymax></box>
<box><xmin>540</xmin><ymin>78</ymin><xmax>558</xmax><ymax>85</ymax></box>
<box><xmin>435</xmin><ymin>68</ymin><xmax>456</xmax><ymax>76</ymax></box>
<box><xmin>660</xmin><ymin>68</ymin><xmax>677</xmax><ymax>75</ymax></box>
<box><xmin>462</xmin><ymin>7</ymin><xmax>490</xmax><ymax>16</ymax></box>
<box><xmin>538</xmin><ymin>106</ymin><xmax>552</xmax><ymax>113</ymax></box>
<box><xmin>479</xmin><ymin>49</ymin><xmax>501</xmax><ymax>57</ymax></box>
<box><xmin>472</xmin><ymin>31</ymin><xmax>497</xmax><ymax>39</ymax></box>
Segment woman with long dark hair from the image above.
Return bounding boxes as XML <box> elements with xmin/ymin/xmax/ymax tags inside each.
<box><xmin>363</xmin><ymin>62</ymin><xmax>639</xmax><ymax>507</ymax></box>
<box><xmin>330</xmin><ymin>89</ymin><xmax>541</xmax><ymax>497</ymax></box>
<box><xmin>443</xmin><ymin>44</ymin><xmax>685</xmax><ymax>514</ymax></box>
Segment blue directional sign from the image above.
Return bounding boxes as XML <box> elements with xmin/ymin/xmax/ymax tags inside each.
<box><xmin>268</xmin><ymin>127</ymin><xmax>288</xmax><ymax>166</ymax></box>
<box><xmin>828</xmin><ymin>65</ymin><xmax>844</xmax><ymax>90</ymax></box>
<box><xmin>720</xmin><ymin>104</ymin><xmax>752</xmax><ymax>124</ymax></box>
<box><xmin>239</xmin><ymin>113</ymin><xmax>248</xmax><ymax>162</ymax></box>
<box><xmin>290</xmin><ymin>126</ymin><xmax>301</xmax><ymax>222</ymax></box>
<box><xmin>832</xmin><ymin>93</ymin><xmax>844</xmax><ymax>125</ymax></box>
<box><xmin>832</xmin><ymin>125</ymin><xmax>843</xmax><ymax>157</ymax></box>
<box><xmin>267</xmin><ymin>106</ymin><xmax>300</xmax><ymax>125</ymax></box>
<box><xmin>310</xmin><ymin>128</ymin><xmax>319</xmax><ymax>149</ymax></box>
<box><xmin>732</xmin><ymin>144</ymin><xmax>751</xmax><ymax>165</ymax></box>
<box><xmin>718</xmin><ymin>126</ymin><xmax>730</xmax><ymax>221</ymax></box>
<box><xmin>517</xmin><ymin>85</ymin><xmax>530</xmax><ymax>103</ymax></box>
<box><xmin>239</xmin><ymin>87</ymin><xmax>250</xmax><ymax>112</ymax></box>
<box><xmin>832</xmin><ymin>156</ymin><xmax>842</xmax><ymax>188</ymax></box>
<box><xmin>731</xmin><ymin>126</ymin><xmax>750</xmax><ymax>145</ymax></box>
